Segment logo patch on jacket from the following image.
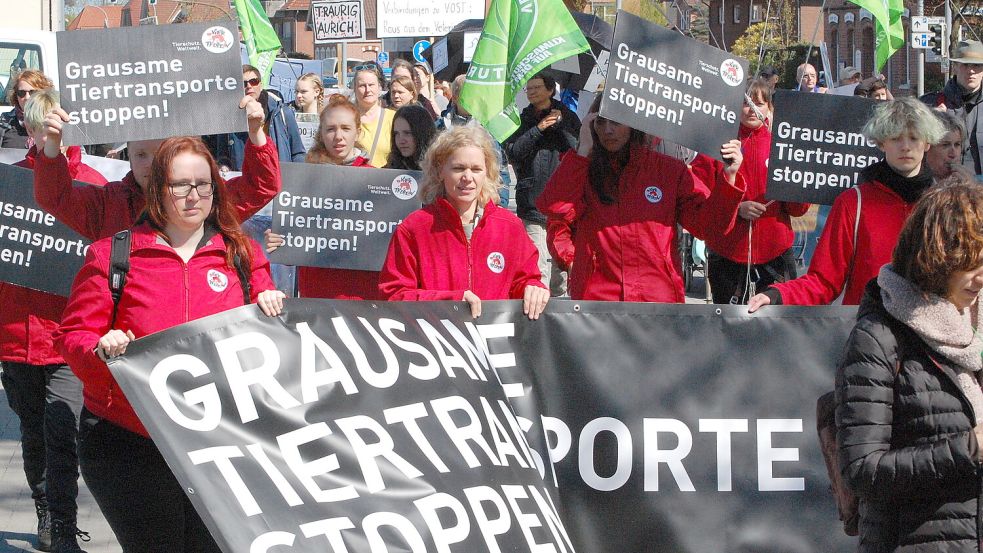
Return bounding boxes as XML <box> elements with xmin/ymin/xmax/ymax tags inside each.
<box><xmin>644</xmin><ymin>186</ymin><xmax>663</xmax><ymax>203</ymax></box>
<box><xmin>207</xmin><ymin>269</ymin><xmax>228</xmax><ymax>292</ymax></box>
<box><xmin>487</xmin><ymin>252</ymin><xmax>505</xmax><ymax>273</ymax></box>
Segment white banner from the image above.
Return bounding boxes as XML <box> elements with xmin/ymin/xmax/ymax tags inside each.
<box><xmin>376</xmin><ymin>0</ymin><xmax>484</xmax><ymax>38</ymax></box>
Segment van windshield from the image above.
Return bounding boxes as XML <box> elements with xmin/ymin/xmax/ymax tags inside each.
<box><xmin>0</xmin><ymin>42</ymin><xmax>45</xmax><ymax>109</ymax></box>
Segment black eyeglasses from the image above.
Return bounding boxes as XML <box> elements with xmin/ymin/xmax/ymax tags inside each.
<box><xmin>15</xmin><ymin>89</ymin><xmax>34</xmax><ymax>99</ymax></box>
<box><xmin>243</xmin><ymin>77</ymin><xmax>261</xmax><ymax>87</ymax></box>
<box><xmin>168</xmin><ymin>182</ymin><xmax>215</xmax><ymax>198</ymax></box>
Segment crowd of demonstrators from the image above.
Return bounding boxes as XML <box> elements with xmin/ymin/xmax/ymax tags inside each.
<box><xmin>748</xmin><ymin>97</ymin><xmax>945</xmax><ymax>311</ymax></box>
<box><xmin>505</xmin><ymin>72</ymin><xmax>581</xmax><ymax>296</ymax></box>
<box><xmin>386</xmin><ymin>104</ymin><xmax>438</xmax><ymax>170</ymax></box>
<box><xmin>380</xmin><ymin>125</ymin><xmax>549</xmax><ymax>319</ymax></box>
<box><xmin>386</xmin><ymin>59</ymin><xmax>438</xmax><ymax>119</ymax></box>
<box><xmin>537</xmin><ymin>95</ymin><xmax>746</xmax><ymax>302</ymax></box>
<box><xmin>290</xmin><ymin>72</ymin><xmax>324</xmax><ymax>115</ymax></box>
<box><xmin>54</xmin><ymin>137</ymin><xmax>283</xmax><ymax>553</ymax></box>
<box><xmin>835</xmin><ymin>179</ymin><xmax>983</xmax><ymax>552</ymax></box>
<box><xmin>1</xmin><ymin>69</ymin><xmax>51</xmax><ymax>149</ymax></box>
<box><xmin>691</xmin><ymin>79</ymin><xmax>809</xmax><ymax>304</ymax></box>
<box><xmin>353</xmin><ymin>65</ymin><xmax>395</xmax><ymax>168</ymax></box>
<box><xmin>921</xmin><ymin>40</ymin><xmax>983</xmax><ymax>174</ymax></box>
<box><xmin>3</xmin><ymin>89</ymin><xmax>107</xmax><ymax>553</ymax></box>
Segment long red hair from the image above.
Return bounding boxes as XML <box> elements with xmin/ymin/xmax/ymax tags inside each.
<box><xmin>145</xmin><ymin>137</ymin><xmax>253</xmax><ymax>269</ymax></box>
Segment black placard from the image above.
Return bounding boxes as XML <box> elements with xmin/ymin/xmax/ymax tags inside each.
<box><xmin>766</xmin><ymin>91</ymin><xmax>882</xmax><ymax>205</ymax></box>
<box><xmin>0</xmin><ymin>164</ymin><xmax>92</xmax><ymax>296</ymax></box>
<box><xmin>58</xmin><ymin>22</ymin><xmax>248</xmax><ymax>146</ymax></box>
<box><xmin>599</xmin><ymin>10</ymin><xmax>747</xmax><ymax>161</ymax></box>
<box><xmin>270</xmin><ymin>163</ymin><xmax>422</xmax><ymax>270</ymax></box>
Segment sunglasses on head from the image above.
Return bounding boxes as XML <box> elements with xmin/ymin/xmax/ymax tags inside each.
<box><xmin>243</xmin><ymin>77</ymin><xmax>261</xmax><ymax>87</ymax></box>
<box><xmin>352</xmin><ymin>64</ymin><xmax>378</xmax><ymax>72</ymax></box>
<box><xmin>15</xmin><ymin>89</ymin><xmax>34</xmax><ymax>99</ymax></box>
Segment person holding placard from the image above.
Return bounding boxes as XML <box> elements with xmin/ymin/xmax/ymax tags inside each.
<box><xmin>690</xmin><ymin>79</ymin><xmax>810</xmax><ymax>304</ymax></box>
<box><xmin>2</xmin><ymin>90</ymin><xmax>107</xmax><ymax>553</ymax></box>
<box><xmin>1</xmin><ymin>69</ymin><xmax>52</xmax><ymax>149</ymax></box>
<box><xmin>290</xmin><ymin>72</ymin><xmax>323</xmax><ymax>115</ymax></box>
<box><xmin>353</xmin><ymin>65</ymin><xmax>395</xmax><ymax>168</ymax></box>
<box><xmin>379</xmin><ymin>125</ymin><xmax>549</xmax><ymax>319</ymax></box>
<box><xmin>535</xmin><ymin>95</ymin><xmax>746</xmax><ymax>302</ymax></box>
<box><xmin>748</xmin><ymin>98</ymin><xmax>946</xmax><ymax>311</ymax></box>
<box><xmin>386</xmin><ymin>104</ymin><xmax>437</xmax><ymax>171</ymax></box>
<box><xmin>54</xmin><ymin>137</ymin><xmax>283</xmax><ymax>553</ymax></box>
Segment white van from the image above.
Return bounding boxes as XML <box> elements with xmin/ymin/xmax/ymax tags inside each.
<box><xmin>0</xmin><ymin>28</ymin><xmax>58</xmax><ymax>114</ymax></box>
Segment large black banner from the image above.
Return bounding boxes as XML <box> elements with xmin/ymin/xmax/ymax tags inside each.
<box><xmin>0</xmin><ymin>164</ymin><xmax>92</xmax><ymax>296</ymax></box>
<box><xmin>57</xmin><ymin>22</ymin><xmax>248</xmax><ymax>146</ymax></box>
<box><xmin>111</xmin><ymin>301</ymin><xmax>858</xmax><ymax>552</ymax></box>
<box><xmin>766</xmin><ymin>91</ymin><xmax>882</xmax><ymax>205</ymax></box>
<box><xmin>270</xmin><ymin>163</ymin><xmax>422</xmax><ymax>271</ymax></box>
<box><xmin>600</xmin><ymin>10</ymin><xmax>747</xmax><ymax>161</ymax></box>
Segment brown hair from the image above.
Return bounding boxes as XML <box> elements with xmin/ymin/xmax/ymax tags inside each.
<box><xmin>6</xmin><ymin>69</ymin><xmax>54</xmax><ymax>106</ymax></box>
<box><xmin>892</xmin><ymin>176</ymin><xmax>983</xmax><ymax>296</ymax></box>
<box><xmin>389</xmin><ymin>75</ymin><xmax>418</xmax><ymax>100</ymax></box>
<box><xmin>306</xmin><ymin>94</ymin><xmax>361</xmax><ymax>164</ymax></box>
<box><xmin>145</xmin><ymin>137</ymin><xmax>253</xmax><ymax>270</ymax></box>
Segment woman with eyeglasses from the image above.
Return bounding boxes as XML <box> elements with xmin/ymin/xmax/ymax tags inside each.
<box><xmin>352</xmin><ymin>65</ymin><xmax>395</xmax><ymax>168</ymax></box>
<box><xmin>55</xmin><ymin>136</ymin><xmax>283</xmax><ymax>553</ymax></box>
<box><xmin>1</xmin><ymin>69</ymin><xmax>52</xmax><ymax>149</ymax></box>
<box><xmin>536</xmin><ymin>94</ymin><xmax>747</xmax><ymax>302</ymax></box>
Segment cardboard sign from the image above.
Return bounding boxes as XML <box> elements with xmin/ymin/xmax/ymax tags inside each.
<box><xmin>376</xmin><ymin>0</ymin><xmax>485</xmax><ymax>37</ymax></box>
<box><xmin>58</xmin><ymin>22</ymin><xmax>247</xmax><ymax>146</ymax></box>
<box><xmin>309</xmin><ymin>0</ymin><xmax>365</xmax><ymax>43</ymax></box>
<box><xmin>270</xmin><ymin>163</ymin><xmax>422</xmax><ymax>271</ymax></box>
<box><xmin>599</xmin><ymin>11</ymin><xmax>747</xmax><ymax>161</ymax></box>
<box><xmin>765</xmin><ymin>91</ymin><xmax>882</xmax><ymax>205</ymax></box>
<box><xmin>295</xmin><ymin>112</ymin><xmax>319</xmax><ymax>151</ymax></box>
<box><xmin>0</xmin><ymin>164</ymin><xmax>92</xmax><ymax>297</ymax></box>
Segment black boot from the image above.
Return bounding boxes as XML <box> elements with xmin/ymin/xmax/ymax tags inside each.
<box><xmin>35</xmin><ymin>501</ymin><xmax>51</xmax><ymax>552</ymax></box>
<box><xmin>50</xmin><ymin>519</ymin><xmax>89</xmax><ymax>553</ymax></box>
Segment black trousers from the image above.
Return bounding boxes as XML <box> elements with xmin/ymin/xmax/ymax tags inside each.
<box><xmin>0</xmin><ymin>362</ymin><xmax>83</xmax><ymax>521</ymax></box>
<box><xmin>78</xmin><ymin>409</ymin><xmax>221</xmax><ymax>553</ymax></box>
<box><xmin>707</xmin><ymin>248</ymin><xmax>798</xmax><ymax>305</ymax></box>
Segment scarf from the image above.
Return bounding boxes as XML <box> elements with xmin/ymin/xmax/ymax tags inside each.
<box><xmin>878</xmin><ymin>265</ymin><xmax>983</xmax><ymax>422</ymax></box>
<box><xmin>859</xmin><ymin>159</ymin><xmax>934</xmax><ymax>203</ymax></box>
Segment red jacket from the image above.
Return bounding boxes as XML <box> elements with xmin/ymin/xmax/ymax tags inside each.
<box><xmin>379</xmin><ymin>199</ymin><xmax>545</xmax><ymax>301</ymax></box>
<box><xmin>33</xmin><ymin>139</ymin><xmax>281</xmax><ymax>241</ymax></box>
<box><xmin>690</xmin><ymin>124</ymin><xmax>810</xmax><ymax>264</ymax></box>
<box><xmin>296</xmin><ymin>155</ymin><xmax>381</xmax><ymax>300</ymax></box>
<box><xmin>54</xmin><ymin>223</ymin><xmax>274</xmax><ymax>437</ymax></box>
<box><xmin>770</xmin><ymin>179</ymin><xmax>910</xmax><ymax>305</ymax></box>
<box><xmin>0</xmin><ymin>147</ymin><xmax>107</xmax><ymax>364</ymax></box>
<box><xmin>537</xmin><ymin>147</ymin><xmax>745</xmax><ymax>302</ymax></box>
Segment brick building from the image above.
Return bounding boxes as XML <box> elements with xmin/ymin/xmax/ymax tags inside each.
<box><xmin>707</xmin><ymin>0</ymin><xmax>825</xmax><ymax>50</ymax></box>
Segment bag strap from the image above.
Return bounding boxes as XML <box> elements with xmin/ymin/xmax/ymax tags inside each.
<box><xmin>108</xmin><ymin>230</ymin><xmax>132</xmax><ymax>328</ymax></box>
<box><xmin>834</xmin><ymin>185</ymin><xmax>862</xmax><ymax>305</ymax></box>
<box><xmin>367</xmin><ymin>106</ymin><xmax>386</xmax><ymax>162</ymax></box>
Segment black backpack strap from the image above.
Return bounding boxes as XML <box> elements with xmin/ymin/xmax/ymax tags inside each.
<box><xmin>233</xmin><ymin>252</ymin><xmax>250</xmax><ymax>305</ymax></box>
<box><xmin>108</xmin><ymin>230</ymin><xmax>132</xmax><ymax>328</ymax></box>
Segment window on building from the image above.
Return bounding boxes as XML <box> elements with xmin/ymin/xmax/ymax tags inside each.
<box><xmin>718</xmin><ymin>4</ymin><xmax>724</xmax><ymax>24</ymax></box>
<box><xmin>750</xmin><ymin>4</ymin><xmax>762</xmax><ymax>22</ymax></box>
<box><xmin>734</xmin><ymin>4</ymin><xmax>741</xmax><ymax>23</ymax></box>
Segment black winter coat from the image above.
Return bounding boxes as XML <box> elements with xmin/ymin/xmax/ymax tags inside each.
<box><xmin>836</xmin><ymin>280</ymin><xmax>982</xmax><ymax>552</ymax></box>
<box><xmin>0</xmin><ymin>110</ymin><xmax>29</xmax><ymax>149</ymax></box>
<box><xmin>505</xmin><ymin>98</ymin><xmax>580</xmax><ymax>224</ymax></box>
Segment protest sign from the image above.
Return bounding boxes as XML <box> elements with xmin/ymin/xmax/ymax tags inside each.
<box><xmin>57</xmin><ymin>22</ymin><xmax>248</xmax><ymax>146</ymax></box>
<box><xmin>270</xmin><ymin>163</ymin><xmax>421</xmax><ymax>271</ymax></box>
<box><xmin>112</xmin><ymin>299</ymin><xmax>857</xmax><ymax>552</ymax></box>
<box><xmin>766</xmin><ymin>91</ymin><xmax>882</xmax><ymax>205</ymax></box>
<box><xmin>0</xmin><ymin>164</ymin><xmax>91</xmax><ymax>296</ymax></box>
<box><xmin>309</xmin><ymin>0</ymin><xmax>365</xmax><ymax>43</ymax></box>
<box><xmin>599</xmin><ymin>10</ymin><xmax>747</xmax><ymax>161</ymax></box>
<box><xmin>295</xmin><ymin>113</ymin><xmax>319</xmax><ymax>151</ymax></box>
<box><xmin>376</xmin><ymin>0</ymin><xmax>484</xmax><ymax>37</ymax></box>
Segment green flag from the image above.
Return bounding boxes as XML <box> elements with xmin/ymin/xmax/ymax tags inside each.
<box><xmin>847</xmin><ymin>0</ymin><xmax>905</xmax><ymax>71</ymax></box>
<box><xmin>233</xmin><ymin>0</ymin><xmax>281</xmax><ymax>86</ymax></box>
<box><xmin>458</xmin><ymin>0</ymin><xmax>590</xmax><ymax>142</ymax></box>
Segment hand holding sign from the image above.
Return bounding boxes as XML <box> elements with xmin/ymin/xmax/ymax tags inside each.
<box><xmin>42</xmin><ymin>108</ymin><xmax>72</xmax><ymax>159</ymax></box>
<box><xmin>241</xmin><ymin>96</ymin><xmax>268</xmax><ymax>147</ymax></box>
<box><xmin>721</xmin><ymin>138</ymin><xmax>743</xmax><ymax>184</ymax></box>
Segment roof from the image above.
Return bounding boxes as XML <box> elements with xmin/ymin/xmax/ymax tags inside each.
<box><xmin>123</xmin><ymin>0</ymin><xmax>237</xmax><ymax>26</ymax></box>
<box><xmin>67</xmin><ymin>5</ymin><xmax>127</xmax><ymax>29</ymax></box>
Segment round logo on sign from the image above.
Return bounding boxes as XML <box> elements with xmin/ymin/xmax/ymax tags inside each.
<box><xmin>207</xmin><ymin>269</ymin><xmax>229</xmax><ymax>292</ymax></box>
<box><xmin>202</xmin><ymin>26</ymin><xmax>234</xmax><ymax>53</ymax></box>
<box><xmin>719</xmin><ymin>59</ymin><xmax>744</xmax><ymax>86</ymax></box>
<box><xmin>644</xmin><ymin>186</ymin><xmax>663</xmax><ymax>204</ymax></box>
<box><xmin>487</xmin><ymin>252</ymin><xmax>505</xmax><ymax>273</ymax></box>
<box><xmin>391</xmin><ymin>174</ymin><xmax>419</xmax><ymax>200</ymax></box>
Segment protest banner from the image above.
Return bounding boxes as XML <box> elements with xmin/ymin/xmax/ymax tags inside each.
<box><xmin>376</xmin><ymin>0</ymin><xmax>485</xmax><ymax>37</ymax></box>
<box><xmin>295</xmin><ymin>113</ymin><xmax>319</xmax><ymax>151</ymax></box>
<box><xmin>599</xmin><ymin>10</ymin><xmax>747</xmax><ymax>161</ymax></box>
<box><xmin>0</xmin><ymin>164</ymin><xmax>92</xmax><ymax>296</ymax></box>
<box><xmin>766</xmin><ymin>91</ymin><xmax>882</xmax><ymax>205</ymax></box>
<box><xmin>270</xmin><ymin>163</ymin><xmax>421</xmax><ymax>271</ymax></box>
<box><xmin>57</xmin><ymin>22</ymin><xmax>248</xmax><ymax>146</ymax></box>
<box><xmin>113</xmin><ymin>299</ymin><xmax>857</xmax><ymax>552</ymax></box>
<box><xmin>309</xmin><ymin>0</ymin><xmax>365</xmax><ymax>43</ymax></box>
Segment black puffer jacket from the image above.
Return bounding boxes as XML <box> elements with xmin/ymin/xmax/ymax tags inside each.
<box><xmin>0</xmin><ymin>109</ymin><xmax>29</xmax><ymax>149</ymax></box>
<box><xmin>835</xmin><ymin>280</ymin><xmax>981</xmax><ymax>552</ymax></box>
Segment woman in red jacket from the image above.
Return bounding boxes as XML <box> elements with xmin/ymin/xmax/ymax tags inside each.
<box><xmin>748</xmin><ymin>97</ymin><xmax>946</xmax><ymax>311</ymax></box>
<box><xmin>379</xmin><ymin>125</ymin><xmax>549</xmax><ymax>319</ymax></box>
<box><xmin>1</xmin><ymin>89</ymin><xmax>107</xmax><ymax>552</ymax></box>
<box><xmin>536</xmin><ymin>96</ymin><xmax>746</xmax><ymax>302</ymax></box>
<box><xmin>691</xmin><ymin>79</ymin><xmax>810</xmax><ymax>304</ymax></box>
<box><xmin>54</xmin><ymin>137</ymin><xmax>284</xmax><ymax>553</ymax></box>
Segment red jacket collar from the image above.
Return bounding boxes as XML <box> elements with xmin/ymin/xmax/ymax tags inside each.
<box><xmin>127</xmin><ymin>222</ymin><xmax>228</xmax><ymax>255</ymax></box>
